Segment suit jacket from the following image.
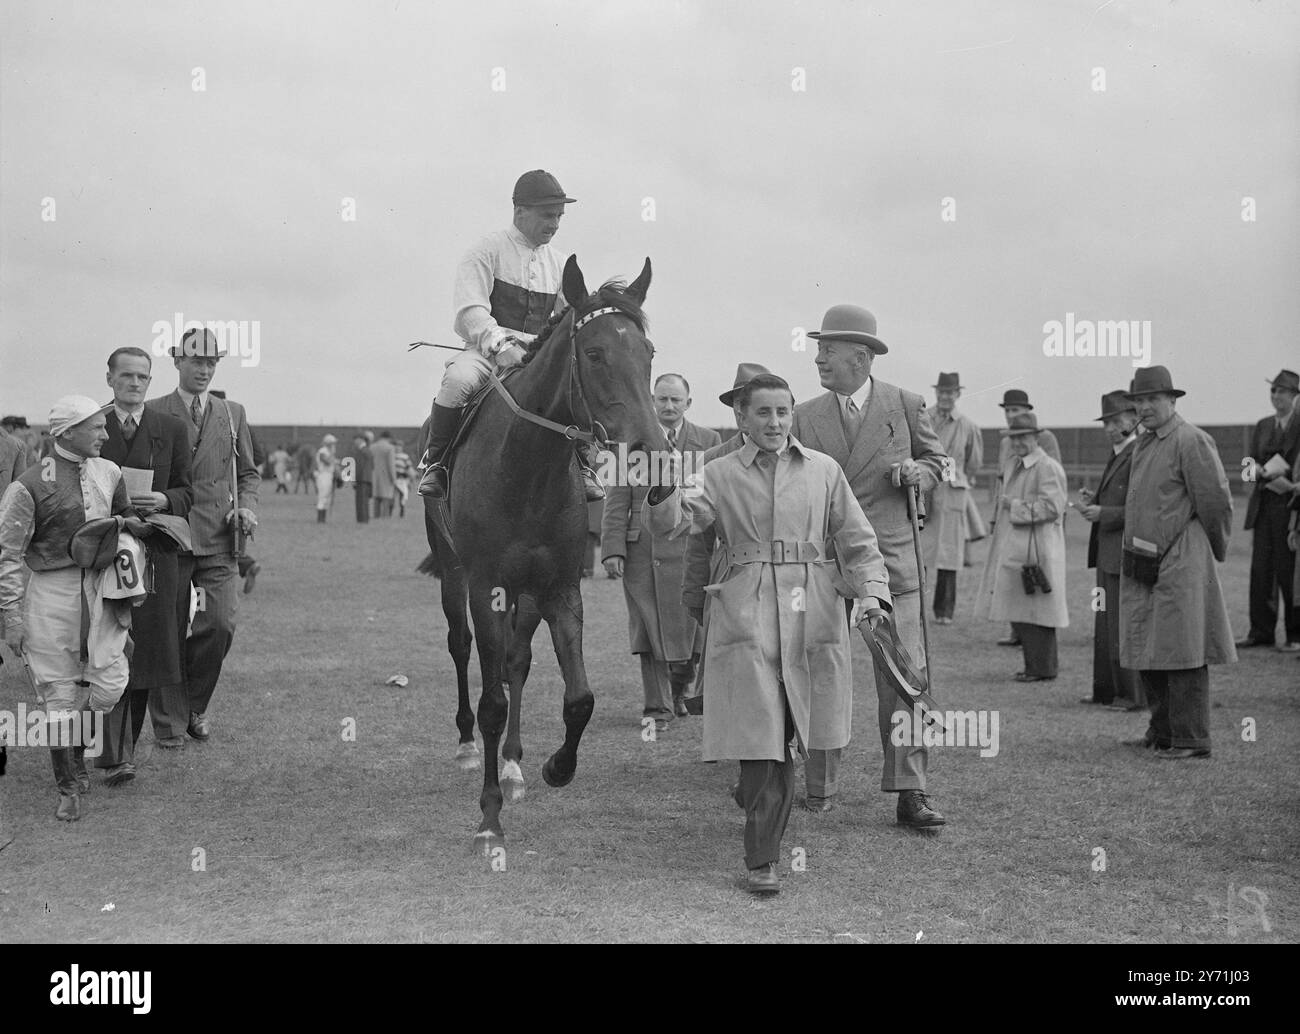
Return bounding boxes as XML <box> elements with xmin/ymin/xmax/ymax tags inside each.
<box><xmin>601</xmin><ymin>419</ymin><xmax>720</xmax><ymax>660</ymax></box>
<box><xmin>1244</xmin><ymin>413</ymin><xmax>1300</xmax><ymax>529</ymax></box>
<box><xmin>147</xmin><ymin>390</ymin><xmax>259</xmax><ymax>556</ymax></box>
<box><xmin>353</xmin><ymin>445</ymin><xmax>374</xmax><ymax>485</ymax></box>
<box><xmin>1086</xmin><ymin>434</ymin><xmax>1138</xmax><ymax>574</ymax></box>
<box><xmin>101</xmin><ymin>406</ymin><xmax>193</xmax><ymax>687</ymax></box>
<box><xmin>791</xmin><ymin>380</ymin><xmax>946</xmax><ymax>594</ymax></box>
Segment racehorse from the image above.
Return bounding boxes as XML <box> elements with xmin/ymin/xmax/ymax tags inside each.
<box><xmin>423</xmin><ymin>255</ymin><xmax>664</xmax><ymax>854</ymax></box>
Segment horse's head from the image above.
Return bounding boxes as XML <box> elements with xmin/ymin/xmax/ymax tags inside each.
<box><xmin>555</xmin><ymin>255</ymin><xmax>665</xmax><ymax>455</ymax></box>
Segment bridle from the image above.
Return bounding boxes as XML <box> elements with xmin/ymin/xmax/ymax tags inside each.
<box><xmin>486</xmin><ymin>304</ymin><xmax>642</xmax><ymax>448</ymax></box>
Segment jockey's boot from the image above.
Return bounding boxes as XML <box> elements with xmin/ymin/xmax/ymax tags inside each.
<box><xmin>576</xmin><ymin>441</ymin><xmax>606</xmax><ymax>501</ymax></box>
<box><xmin>49</xmin><ymin>747</ymin><xmax>82</xmax><ymax>822</ymax></box>
<box><xmin>72</xmin><ymin>742</ymin><xmax>90</xmax><ymax>795</ymax></box>
<box><xmin>417</xmin><ymin>403</ymin><xmax>463</xmax><ymax>501</ymax></box>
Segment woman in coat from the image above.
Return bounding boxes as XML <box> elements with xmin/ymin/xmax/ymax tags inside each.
<box><xmin>643</xmin><ymin>374</ymin><xmax>890</xmax><ymax>895</ymax></box>
<box><xmin>975</xmin><ymin>413</ymin><xmax>1068</xmax><ymax>681</ymax></box>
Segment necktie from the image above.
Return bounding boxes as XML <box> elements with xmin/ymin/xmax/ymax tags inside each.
<box><xmin>666</xmin><ymin>426</ymin><xmax>677</xmax><ymax>450</ymax></box>
<box><xmin>190</xmin><ymin>394</ymin><xmax>203</xmax><ymax>431</ymax></box>
<box><xmin>122</xmin><ymin>414</ymin><xmax>137</xmax><ymax>442</ymax></box>
<box><xmin>843</xmin><ymin>397</ymin><xmax>863</xmax><ymax>440</ymax></box>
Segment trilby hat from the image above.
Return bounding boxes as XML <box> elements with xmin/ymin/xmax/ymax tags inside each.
<box><xmin>1000</xmin><ymin>413</ymin><xmax>1041</xmax><ymax>437</ymax></box>
<box><xmin>1266</xmin><ymin>369</ymin><xmax>1299</xmax><ymax>393</ymax></box>
<box><xmin>719</xmin><ymin>362</ymin><xmax>772</xmax><ymax>406</ymax></box>
<box><xmin>1125</xmin><ymin>365</ymin><xmax>1185</xmax><ymax>399</ymax></box>
<box><xmin>1094</xmin><ymin>390</ymin><xmax>1137</xmax><ymax>422</ymax></box>
<box><xmin>933</xmin><ymin>372</ymin><xmax>961</xmax><ymax>390</ymax></box>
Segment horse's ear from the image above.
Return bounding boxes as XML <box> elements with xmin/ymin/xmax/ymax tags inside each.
<box><xmin>562</xmin><ymin>254</ymin><xmax>588</xmax><ymax>306</ymax></box>
<box><xmin>626</xmin><ymin>257</ymin><xmax>652</xmax><ymax>306</ymax></box>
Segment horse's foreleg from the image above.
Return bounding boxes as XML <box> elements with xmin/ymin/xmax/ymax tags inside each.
<box><xmin>441</xmin><ymin>562</ymin><xmax>478</xmax><ymax>770</ymax></box>
<box><xmin>469</xmin><ymin>586</ymin><xmax>508</xmax><ymax>855</ymax></box>
<box><xmin>501</xmin><ymin>595</ymin><xmax>543</xmax><ymax>805</ymax></box>
<box><xmin>538</xmin><ymin>586</ymin><xmax>594</xmax><ymax>788</ymax></box>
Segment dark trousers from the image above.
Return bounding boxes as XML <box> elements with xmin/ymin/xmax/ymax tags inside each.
<box><xmin>1091</xmin><ymin>570</ymin><xmax>1144</xmax><ymax>705</ymax></box>
<box><xmin>1141</xmin><ymin>666</ymin><xmax>1211</xmax><ymax>750</ymax></box>
<box><xmin>933</xmin><ymin>569</ymin><xmax>957</xmax><ymax>619</ymax></box>
<box><xmin>737</xmin><ymin>701</ymin><xmax>796</xmax><ymax>870</ymax></box>
<box><xmin>153</xmin><ymin>552</ymin><xmax>239</xmax><ymax>735</ymax></box>
<box><xmin>1011</xmin><ymin>622</ymin><xmax>1058</xmax><ymax>677</ymax></box>
<box><xmin>97</xmin><ymin>687</ymin><xmax>150</xmax><ymax>768</ymax></box>
<box><xmin>1248</xmin><ymin>497</ymin><xmax>1299</xmax><ymax>643</ymax></box>
<box><xmin>355</xmin><ymin>482</ymin><xmax>372</xmax><ymax>523</ymax></box>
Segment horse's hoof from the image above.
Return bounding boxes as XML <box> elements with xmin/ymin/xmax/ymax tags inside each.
<box><xmin>472</xmin><ymin>830</ymin><xmax>504</xmax><ymax>858</ymax></box>
<box><xmin>455</xmin><ymin>742</ymin><xmax>481</xmax><ymax>771</ymax></box>
<box><xmin>541</xmin><ymin>756</ymin><xmax>575</xmax><ymax>788</ymax></box>
<box><xmin>501</xmin><ymin>759</ymin><xmax>526</xmax><ymax>805</ymax></box>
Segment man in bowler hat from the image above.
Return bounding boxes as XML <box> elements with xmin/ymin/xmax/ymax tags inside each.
<box><xmin>926</xmin><ymin>372</ymin><xmax>983</xmax><ymax>623</ymax></box>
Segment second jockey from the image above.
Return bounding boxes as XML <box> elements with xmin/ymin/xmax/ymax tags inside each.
<box><xmin>417</xmin><ymin>169</ymin><xmax>605</xmax><ymax>501</ymax></box>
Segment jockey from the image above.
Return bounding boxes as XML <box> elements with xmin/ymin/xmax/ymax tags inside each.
<box><xmin>418</xmin><ymin>169</ymin><xmax>605</xmax><ymax>501</ymax></box>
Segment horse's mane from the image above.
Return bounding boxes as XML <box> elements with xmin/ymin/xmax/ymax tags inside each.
<box><xmin>521</xmin><ymin>279</ymin><xmax>648</xmax><ymax>365</ymax></box>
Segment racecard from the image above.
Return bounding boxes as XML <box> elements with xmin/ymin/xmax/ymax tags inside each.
<box><xmin>49</xmin><ymin>966</ymin><xmax>151</xmax><ymax>1014</ymax></box>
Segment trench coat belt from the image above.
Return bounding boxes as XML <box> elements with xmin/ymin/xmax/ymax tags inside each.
<box><xmin>727</xmin><ymin>539</ymin><xmax>826</xmax><ymax>565</ymax></box>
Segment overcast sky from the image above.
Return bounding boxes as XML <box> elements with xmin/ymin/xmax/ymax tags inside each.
<box><xmin>2</xmin><ymin>0</ymin><xmax>1296</xmax><ymax>432</ymax></box>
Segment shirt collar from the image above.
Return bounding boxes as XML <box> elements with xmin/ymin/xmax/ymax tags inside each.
<box><xmin>1113</xmin><ymin>429</ymin><xmax>1140</xmax><ymax>455</ymax></box>
<box><xmin>739</xmin><ymin>434</ymin><xmax>806</xmax><ymax>467</ymax></box>
<box><xmin>178</xmin><ymin>387</ymin><xmax>208</xmax><ymax>412</ymax></box>
<box><xmin>836</xmin><ymin>377</ymin><xmax>871</xmax><ymax>414</ymax></box>
<box><xmin>1020</xmin><ymin>447</ymin><xmax>1043</xmax><ymax>468</ymax></box>
<box><xmin>507</xmin><ymin>224</ymin><xmax>540</xmax><ymax>251</ymax></box>
<box><xmin>53</xmin><ymin>443</ymin><xmax>85</xmax><ymax>465</ymax></box>
<box><xmin>114</xmin><ymin>402</ymin><xmax>145</xmax><ymax>424</ymax></box>
<box><xmin>1154</xmin><ymin>412</ymin><xmax>1183</xmax><ymax>439</ymax></box>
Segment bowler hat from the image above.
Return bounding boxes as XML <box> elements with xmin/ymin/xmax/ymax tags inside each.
<box><xmin>512</xmin><ymin>170</ymin><xmax>576</xmax><ymax>206</ymax></box>
<box><xmin>1125</xmin><ymin>365</ymin><xmax>1185</xmax><ymax>399</ymax></box>
<box><xmin>1267</xmin><ymin>369</ymin><xmax>1300</xmax><ymax>393</ymax></box>
<box><xmin>807</xmin><ymin>304</ymin><xmax>888</xmax><ymax>355</ymax></box>
<box><xmin>1</xmin><ymin>415</ymin><xmax>29</xmax><ymax>429</ymax></box>
<box><xmin>933</xmin><ymin>372</ymin><xmax>962</xmax><ymax>390</ymax></box>
<box><xmin>1000</xmin><ymin>413</ymin><xmax>1041</xmax><ymax>437</ymax></box>
<box><xmin>998</xmin><ymin>389</ymin><xmax>1034</xmax><ymax>410</ymax></box>
<box><xmin>719</xmin><ymin>362</ymin><xmax>772</xmax><ymax>406</ymax></box>
<box><xmin>170</xmin><ymin>327</ymin><xmax>226</xmax><ymax>359</ymax></box>
<box><xmin>1094</xmin><ymin>390</ymin><xmax>1137</xmax><ymax>422</ymax></box>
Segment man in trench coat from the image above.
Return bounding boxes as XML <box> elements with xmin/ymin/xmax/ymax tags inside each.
<box><xmin>644</xmin><ymin>373</ymin><xmax>890</xmax><ymax>894</ymax></box>
<box><xmin>925</xmin><ymin>372</ymin><xmax>984</xmax><ymax>623</ymax></box>
<box><xmin>790</xmin><ymin>304</ymin><xmax>948</xmax><ymax>828</ymax></box>
<box><xmin>601</xmin><ymin>374</ymin><xmax>720</xmax><ymax>728</ymax></box>
<box><xmin>1119</xmin><ymin>366</ymin><xmax>1236</xmax><ymax>758</ymax></box>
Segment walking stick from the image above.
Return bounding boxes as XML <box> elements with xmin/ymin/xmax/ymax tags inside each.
<box><xmin>224</xmin><ymin>400</ymin><xmax>244</xmax><ymax>557</ymax></box>
<box><xmin>906</xmin><ymin>481</ymin><xmax>933</xmax><ymax>695</ymax></box>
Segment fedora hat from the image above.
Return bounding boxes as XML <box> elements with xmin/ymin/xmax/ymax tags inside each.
<box><xmin>718</xmin><ymin>362</ymin><xmax>772</xmax><ymax>406</ymax></box>
<box><xmin>933</xmin><ymin>372</ymin><xmax>962</xmax><ymax>390</ymax></box>
<box><xmin>1000</xmin><ymin>413</ymin><xmax>1041</xmax><ymax>437</ymax></box>
<box><xmin>1267</xmin><ymin>369</ymin><xmax>1300</xmax><ymax>393</ymax></box>
<box><xmin>1094</xmin><ymin>390</ymin><xmax>1137</xmax><ymax>422</ymax></box>
<box><xmin>998</xmin><ymin>389</ymin><xmax>1034</xmax><ymax>410</ymax></box>
<box><xmin>806</xmin><ymin>304</ymin><xmax>888</xmax><ymax>355</ymax></box>
<box><xmin>1125</xmin><ymin>365</ymin><xmax>1185</xmax><ymax>399</ymax></box>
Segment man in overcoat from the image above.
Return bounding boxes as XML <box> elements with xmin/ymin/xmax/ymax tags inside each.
<box><xmin>352</xmin><ymin>434</ymin><xmax>373</xmax><ymax>524</ymax></box>
<box><xmin>1119</xmin><ymin>366</ymin><xmax>1236</xmax><ymax>758</ymax></box>
<box><xmin>601</xmin><ymin>374</ymin><xmax>720</xmax><ymax>728</ymax></box>
<box><xmin>147</xmin><ymin>328</ymin><xmax>259</xmax><ymax>745</ymax></box>
<box><xmin>1237</xmin><ymin>369</ymin><xmax>1300</xmax><ymax>650</ymax></box>
<box><xmin>370</xmin><ymin>431</ymin><xmax>398</xmax><ymax>518</ymax></box>
<box><xmin>925</xmin><ymin>372</ymin><xmax>983</xmax><ymax>623</ymax></box>
<box><xmin>644</xmin><ymin>374</ymin><xmax>890</xmax><ymax>894</ymax></box>
<box><xmin>1077</xmin><ymin>390</ymin><xmax>1143</xmax><ymax>708</ymax></box>
<box><xmin>95</xmin><ymin>347</ymin><xmax>193</xmax><ymax>784</ymax></box>
<box><xmin>790</xmin><ymin>304</ymin><xmax>948</xmax><ymax>828</ymax></box>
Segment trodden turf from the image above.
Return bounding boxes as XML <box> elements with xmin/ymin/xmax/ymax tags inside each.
<box><xmin>0</xmin><ymin>487</ymin><xmax>1294</xmax><ymax>943</ymax></box>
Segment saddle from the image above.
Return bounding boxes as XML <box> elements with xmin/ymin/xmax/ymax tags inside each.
<box><xmin>439</xmin><ymin>367</ymin><xmax>524</xmax><ymax>498</ymax></box>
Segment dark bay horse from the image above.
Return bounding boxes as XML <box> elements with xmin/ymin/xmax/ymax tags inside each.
<box><xmin>423</xmin><ymin>255</ymin><xmax>664</xmax><ymax>854</ymax></box>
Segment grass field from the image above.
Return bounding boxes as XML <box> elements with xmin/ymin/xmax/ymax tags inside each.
<box><xmin>0</xmin><ymin>486</ymin><xmax>1295</xmax><ymax>943</ymax></box>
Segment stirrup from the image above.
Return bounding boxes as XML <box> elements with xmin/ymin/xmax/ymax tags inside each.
<box><xmin>580</xmin><ymin>464</ymin><xmax>605</xmax><ymax>502</ymax></box>
<box><xmin>417</xmin><ymin>463</ymin><xmax>448</xmax><ymax>500</ymax></box>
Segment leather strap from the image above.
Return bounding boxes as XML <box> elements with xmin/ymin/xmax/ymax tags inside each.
<box><xmin>487</xmin><ymin>370</ymin><xmax>599</xmax><ymax>445</ymax></box>
<box><xmin>728</xmin><ymin>539</ymin><xmax>825</xmax><ymax>565</ymax></box>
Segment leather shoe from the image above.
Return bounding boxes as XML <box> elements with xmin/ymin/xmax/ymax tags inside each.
<box><xmin>1234</xmin><ymin>636</ymin><xmax>1273</xmax><ymax>648</ymax></box>
<box><xmin>1155</xmin><ymin>747</ymin><xmax>1211</xmax><ymax>760</ymax></box>
<box><xmin>996</xmin><ymin>637</ymin><xmax>1021</xmax><ymax>647</ymax></box>
<box><xmin>897</xmin><ymin>790</ymin><xmax>945</xmax><ymax>828</ymax></box>
<box><xmin>1013</xmin><ymin>672</ymin><xmax>1055</xmax><ymax>682</ymax></box>
<box><xmin>745</xmin><ymin>862</ymin><xmax>780</xmax><ymax>895</ymax></box>
<box><xmin>1123</xmin><ymin>736</ymin><xmax>1162</xmax><ymax>749</ymax></box>
<box><xmin>800</xmin><ymin>794</ymin><xmax>836</xmax><ymax>814</ymax></box>
<box><xmin>1277</xmin><ymin>641</ymin><xmax>1300</xmax><ymax>653</ymax></box>
<box><xmin>671</xmin><ymin>689</ymin><xmax>689</xmax><ymax>718</ymax></box>
<box><xmin>55</xmin><ymin>793</ymin><xmax>81</xmax><ymax>822</ymax></box>
<box><xmin>154</xmin><ymin>735</ymin><xmax>186</xmax><ymax>749</ymax></box>
<box><xmin>103</xmin><ymin>763</ymin><xmax>136</xmax><ymax>787</ymax></box>
<box><xmin>187</xmin><ymin>712</ymin><xmax>211</xmax><ymax>741</ymax></box>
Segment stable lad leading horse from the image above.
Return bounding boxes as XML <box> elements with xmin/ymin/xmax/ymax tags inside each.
<box><xmin>424</xmin><ymin>255</ymin><xmax>664</xmax><ymax>854</ymax></box>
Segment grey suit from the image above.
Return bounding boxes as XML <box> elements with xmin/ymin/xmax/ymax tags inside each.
<box><xmin>791</xmin><ymin>380</ymin><xmax>947</xmax><ymax>795</ymax></box>
<box><xmin>145</xmin><ymin>389</ymin><xmax>260</xmax><ymax>733</ymax></box>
